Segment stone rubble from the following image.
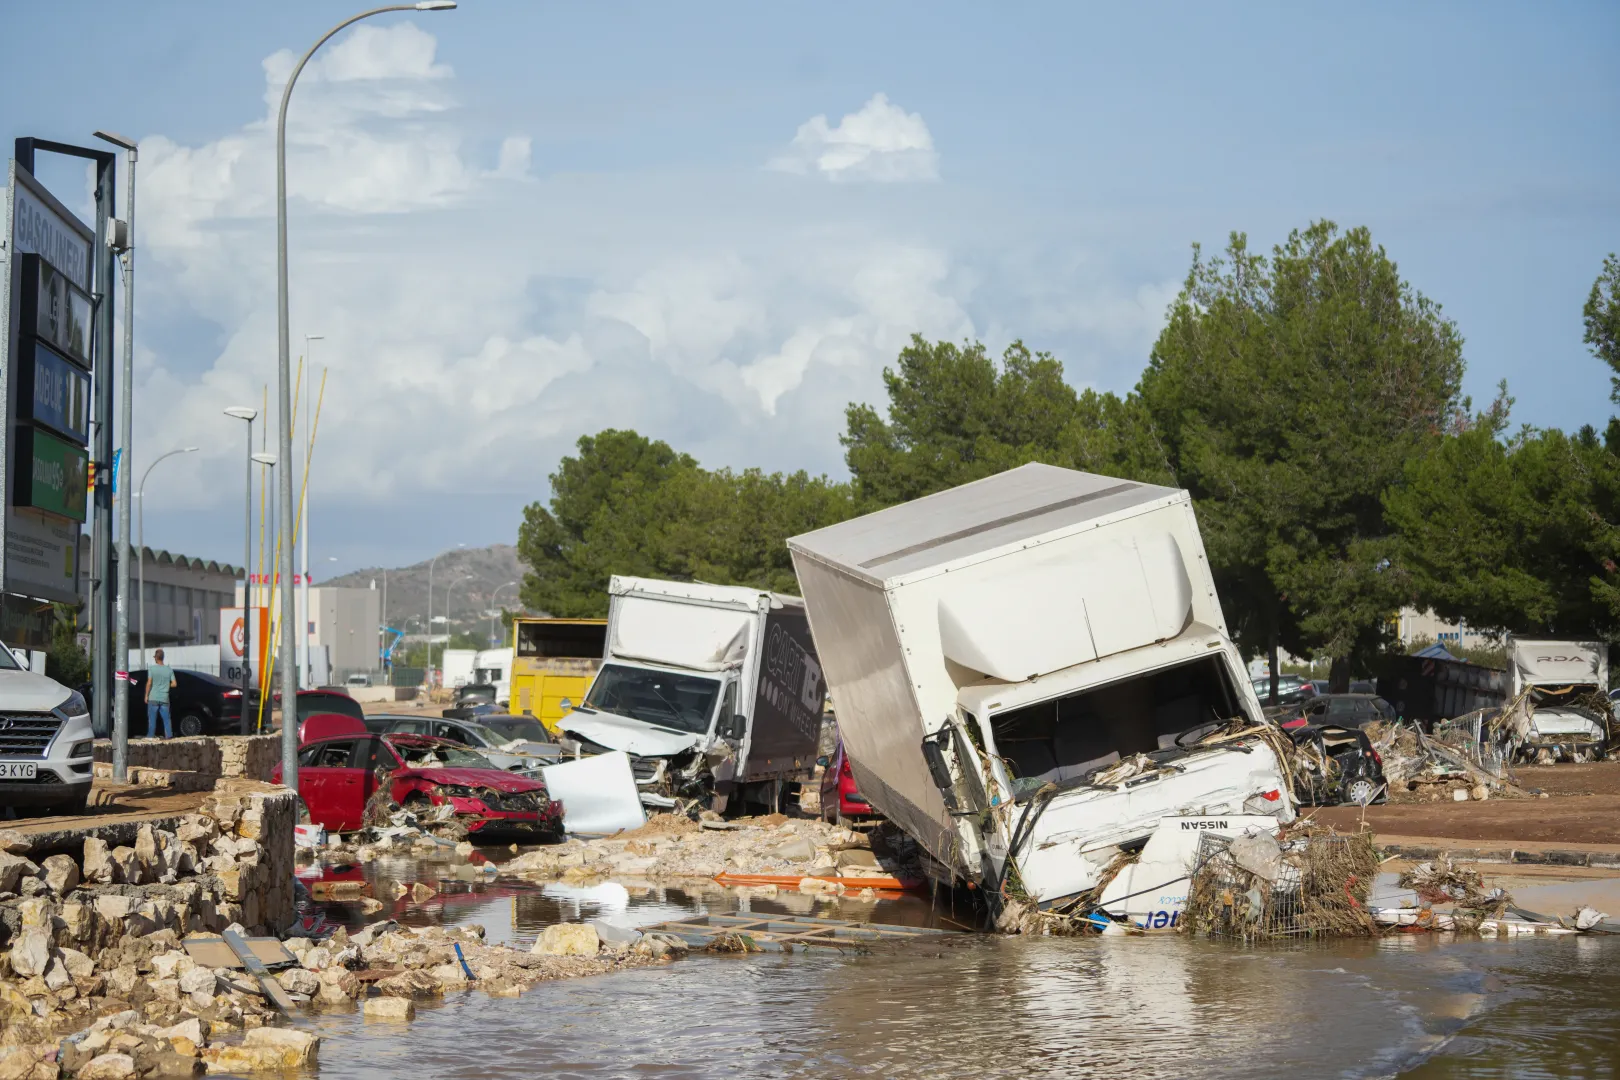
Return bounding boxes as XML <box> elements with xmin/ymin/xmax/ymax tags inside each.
<box><xmin>496</xmin><ymin>813</ymin><xmax>910</xmax><ymax>893</ymax></box>
<box><xmin>0</xmin><ymin>783</ymin><xmax>299</xmax><ymax>1077</ymax></box>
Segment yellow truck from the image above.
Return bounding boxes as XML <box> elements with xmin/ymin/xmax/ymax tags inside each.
<box><xmin>509</xmin><ymin>617</ymin><xmax>607</xmax><ymax>734</ymax></box>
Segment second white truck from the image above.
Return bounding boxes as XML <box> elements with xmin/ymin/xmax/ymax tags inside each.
<box><xmin>1507</xmin><ymin>636</ymin><xmax>1611</xmax><ymax>761</ymax></box>
<box><xmin>788</xmin><ymin>463</ymin><xmax>1295</xmax><ymax>910</ymax></box>
<box><xmin>559</xmin><ymin>576</ymin><xmax>827</xmax><ymax>811</ymax></box>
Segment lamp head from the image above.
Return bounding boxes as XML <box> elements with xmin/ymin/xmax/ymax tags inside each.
<box><xmin>224</xmin><ymin>406</ymin><xmax>258</xmax><ymax>421</ymax></box>
<box><xmin>93</xmin><ymin>130</ymin><xmax>137</xmax><ymax>152</ymax></box>
<box><xmin>252</xmin><ymin>452</ymin><xmax>278</xmax><ymax>466</ymax></box>
<box><xmin>415</xmin><ymin>1</ymin><xmax>456</xmax><ymax>9</ymax></box>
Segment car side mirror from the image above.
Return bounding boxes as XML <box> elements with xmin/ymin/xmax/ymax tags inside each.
<box><xmin>722</xmin><ymin>714</ymin><xmax>747</xmax><ymax>740</ymax></box>
<box><xmin>816</xmin><ymin>755</ymin><xmax>829</xmax><ymax>768</ymax></box>
<box><xmin>920</xmin><ymin>734</ymin><xmax>959</xmax><ymax>811</ymax></box>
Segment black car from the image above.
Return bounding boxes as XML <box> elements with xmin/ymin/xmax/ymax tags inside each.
<box><xmin>1286</xmin><ymin>723</ymin><xmax>1386</xmax><ymax>806</ymax></box>
<box><xmin>1293</xmin><ymin>693</ymin><xmax>1396</xmax><ymax>729</ymax></box>
<box><xmin>86</xmin><ymin>669</ymin><xmax>261</xmax><ymax>737</ymax></box>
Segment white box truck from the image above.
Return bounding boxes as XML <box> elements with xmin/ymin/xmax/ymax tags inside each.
<box><xmin>558</xmin><ymin>576</ymin><xmax>826</xmax><ymax>810</ymax></box>
<box><xmin>1507</xmin><ymin>637</ymin><xmax>1611</xmax><ymax>761</ymax></box>
<box><xmin>788</xmin><ymin>463</ymin><xmax>1295</xmax><ymax>909</ymax></box>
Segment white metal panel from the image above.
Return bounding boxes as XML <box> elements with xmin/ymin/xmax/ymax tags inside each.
<box><xmin>1509</xmin><ymin>638</ymin><xmax>1608</xmax><ymax>691</ymax></box>
<box><xmin>788</xmin><ymin>553</ymin><xmax>955</xmax><ymax>860</ymax></box>
<box><xmin>937</xmin><ymin>533</ymin><xmax>1193</xmax><ymax>682</ymax></box>
<box><xmin>608</xmin><ymin>594</ymin><xmax>753</xmax><ymax>671</ymax></box>
<box><xmin>788</xmin><ymin>463</ymin><xmax>1183</xmax><ymax>586</ymax></box>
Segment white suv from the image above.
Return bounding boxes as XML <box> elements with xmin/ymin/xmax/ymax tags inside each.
<box><xmin>0</xmin><ymin>644</ymin><xmax>93</xmax><ymax>816</ymax></box>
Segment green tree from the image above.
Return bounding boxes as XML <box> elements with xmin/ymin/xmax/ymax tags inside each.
<box><xmin>1585</xmin><ymin>253</ymin><xmax>1620</xmax><ymax>404</ymax></box>
<box><xmin>1139</xmin><ymin>222</ymin><xmax>1465</xmax><ymax>688</ymax></box>
<box><xmin>517</xmin><ymin>430</ymin><xmax>855</xmax><ymax>616</ymax></box>
<box><xmin>517</xmin><ymin>430</ymin><xmax>697</xmax><ymax>617</ymax></box>
<box><xmin>1387</xmin><ymin>411</ymin><xmax>1620</xmax><ymax>637</ymax></box>
<box><xmin>842</xmin><ymin>336</ymin><xmax>1134</xmax><ymax>507</ymax></box>
<box><xmin>46</xmin><ymin>603</ymin><xmax>88</xmax><ymax>687</ymax></box>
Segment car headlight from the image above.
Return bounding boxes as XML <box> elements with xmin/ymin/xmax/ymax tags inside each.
<box><xmin>56</xmin><ymin>690</ymin><xmax>89</xmax><ymax>720</ymax></box>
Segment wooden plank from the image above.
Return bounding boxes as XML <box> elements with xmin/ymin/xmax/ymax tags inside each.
<box><xmin>183</xmin><ymin>937</ymin><xmax>298</xmax><ymax>970</ymax></box>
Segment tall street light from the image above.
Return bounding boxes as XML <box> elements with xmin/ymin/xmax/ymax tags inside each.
<box><xmin>94</xmin><ymin>129</ymin><xmax>138</xmax><ymax>779</ymax></box>
<box><xmin>276</xmin><ymin>0</ymin><xmax>457</xmax><ymax>787</ymax></box>
<box><xmin>489</xmin><ymin>580</ymin><xmax>518</xmax><ymax>646</ymax></box>
<box><xmin>299</xmin><ymin>333</ymin><xmax>322</xmax><ymax>691</ymax></box>
<box><xmin>225</xmin><ymin>407</ymin><xmax>258</xmax><ymax>730</ymax></box>
<box><xmin>135</xmin><ymin>446</ymin><xmax>198</xmax><ymax>657</ymax></box>
<box><xmin>426</xmin><ymin>543</ymin><xmax>462</xmax><ymax>686</ymax></box>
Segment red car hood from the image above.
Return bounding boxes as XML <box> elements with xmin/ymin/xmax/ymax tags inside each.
<box><xmin>396</xmin><ymin>766</ymin><xmax>548</xmax><ymax>793</ymax></box>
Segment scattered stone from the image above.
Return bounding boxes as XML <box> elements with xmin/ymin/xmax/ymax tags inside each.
<box><xmin>0</xmin><ymin>852</ymin><xmax>35</xmax><ymax>894</ymax></box>
<box><xmin>410</xmin><ymin>883</ymin><xmax>436</xmax><ymax>903</ymax></box>
<box><xmin>40</xmin><ymin>854</ymin><xmax>81</xmax><ymax>895</ymax></box>
<box><xmin>177</xmin><ymin>968</ymin><xmax>218</xmax><ymax>998</ymax></box>
<box><xmin>7</xmin><ymin>929</ymin><xmax>54</xmax><ymax>978</ymax></box>
<box><xmin>275</xmin><ymin>968</ymin><xmax>320</xmax><ymax>997</ymax></box>
<box><xmin>770</xmin><ymin>837</ymin><xmax>817</xmax><ymax>863</ymax></box>
<box><xmin>78</xmin><ymin>1053</ymin><xmax>138</xmax><ymax>1080</ymax></box>
<box><xmin>363</xmin><ymin>995</ymin><xmax>415</xmax><ymax>1020</ymax></box>
<box><xmin>454</xmin><ymin>841</ymin><xmax>474</xmax><ymax>858</ymax></box>
<box><xmin>532</xmin><ymin>923</ymin><xmax>599</xmax><ymax>957</ymax></box>
<box><xmin>0</xmin><ymin>829</ymin><xmax>31</xmax><ymax>855</ymax></box>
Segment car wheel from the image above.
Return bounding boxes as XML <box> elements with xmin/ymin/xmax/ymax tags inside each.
<box><xmin>57</xmin><ymin>788</ymin><xmax>90</xmax><ymax>816</ymax></box>
<box><xmin>1343</xmin><ymin>777</ymin><xmax>1378</xmax><ymax>807</ymax></box>
<box><xmin>177</xmin><ymin>713</ymin><xmax>206</xmax><ymax>738</ymax></box>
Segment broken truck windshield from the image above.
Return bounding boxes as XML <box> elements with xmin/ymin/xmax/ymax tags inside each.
<box><xmin>583</xmin><ymin>664</ymin><xmax>722</xmax><ymax>735</ymax></box>
<box><xmin>987</xmin><ymin>654</ymin><xmax>1245</xmax><ymax>798</ymax></box>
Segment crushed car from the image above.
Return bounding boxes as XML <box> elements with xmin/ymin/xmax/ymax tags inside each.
<box><xmin>274</xmin><ymin>717</ymin><xmax>563</xmax><ymax>840</ymax></box>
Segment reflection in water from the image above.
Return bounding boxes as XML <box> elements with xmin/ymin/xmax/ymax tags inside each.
<box><xmin>298</xmin><ymin>854</ymin><xmax>1620</xmax><ymax>1079</ymax></box>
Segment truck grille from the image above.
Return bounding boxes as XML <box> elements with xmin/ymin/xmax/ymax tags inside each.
<box><xmin>0</xmin><ymin>714</ymin><xmax>62</xmax><ymax>758</ymax></box>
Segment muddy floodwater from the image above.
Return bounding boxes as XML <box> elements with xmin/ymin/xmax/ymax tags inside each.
<box><xmin>287</xmin><ymin>852</ymin><xmax>1620</xmax><ymax>1079</ymax></box>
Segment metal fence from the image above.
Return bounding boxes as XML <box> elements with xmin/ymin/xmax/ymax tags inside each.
<box><xmin>1186</xmin><ymin>831</ymin><xmax>1379</xmax><ymax>941</ymax></box>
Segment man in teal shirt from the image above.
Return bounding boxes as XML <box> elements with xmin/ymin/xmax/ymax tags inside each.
<box><xmin>146</xmin><ymin>649</ymin><xmax>177</xmax><ymax>738</ymax></box>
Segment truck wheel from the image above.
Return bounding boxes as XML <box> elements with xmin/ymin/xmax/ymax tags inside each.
<box><xmin>178</xmin><ymin>713</ymin><xmax>206</xmax><ymax>737</ymax></box>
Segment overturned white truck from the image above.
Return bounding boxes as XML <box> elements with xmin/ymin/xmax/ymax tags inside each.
<box><xmin>788</xmin><ymin>463</ymin><xmax>1295</xmax><ymax>910</ymax></box>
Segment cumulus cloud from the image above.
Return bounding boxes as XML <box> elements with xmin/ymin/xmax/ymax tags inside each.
<box><xmin>119</xmin><ymin>25</ymin><xmax>1174</xmax><ymax>569</ymax></box>
<box><xmin>770</xmin><ymin>93</ymin><xmax>939</xmax><ymax>183</ymax></box>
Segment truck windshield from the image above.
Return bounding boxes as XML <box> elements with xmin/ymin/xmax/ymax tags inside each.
<box><xmin>583</xmin><ymin>664</ymin><xmax>721</xmax><ymax>735</ymax></box>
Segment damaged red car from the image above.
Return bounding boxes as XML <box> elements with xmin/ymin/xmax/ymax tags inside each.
<box><xmin>273</xmin><ymin>721</ymin><xmax>563</xmax><ymax>840</ymax></box>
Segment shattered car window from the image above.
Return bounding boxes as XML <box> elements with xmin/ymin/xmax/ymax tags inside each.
<box><xmin>483</xmin><ymin>716</ymin><xmax>550</xmax><ymax>743</ymax></box>
<box><xmin>583</xmin><ymin>664</ymin><xmax>722</xmax><ymax>735</ymax></box>
<box><xmin>391</xmin><ymin>741</ymin><xmax>498</xmax><ymax>770</ymax></box>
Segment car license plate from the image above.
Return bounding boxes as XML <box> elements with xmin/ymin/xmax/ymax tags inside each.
<box><xmin>0</xmin><ymin>762</ymin><xmax>38</xmax><ymax>780</ymax></box>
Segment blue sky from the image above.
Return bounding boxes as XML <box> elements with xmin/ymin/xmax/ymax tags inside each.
<box><xmin>4</xmin><ymin>1</ymin><xmax>1617</xmax><ymax>577</ymax></box>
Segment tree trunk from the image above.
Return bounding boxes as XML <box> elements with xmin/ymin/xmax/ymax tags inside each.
<box><xmin>1268</xmin><ymin>616</ymin><xmax>1280</xmax><ymax>705</ymax></box>
<box><xmin>1329</xmin><ymin>654</ymin><xmax>1351</xmax><ymax>694</ymax></box>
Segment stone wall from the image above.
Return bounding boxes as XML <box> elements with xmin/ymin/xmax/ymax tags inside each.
<box><xmin>92</xmin><ymin>734</ymin><xmax>280</xmax><ymax>783</ymax></box>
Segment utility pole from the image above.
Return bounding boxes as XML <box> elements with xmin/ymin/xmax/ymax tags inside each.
<box><xmin>94</xmin><ymin>131</ymin><xmax>138</xmax><ymax>766</ymax></box>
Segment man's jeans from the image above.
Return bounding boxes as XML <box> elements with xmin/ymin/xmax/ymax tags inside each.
<box><xmin>147</xmin><ymin>702</ymin><xmax>172</xmax><ymax>739</ymax></box>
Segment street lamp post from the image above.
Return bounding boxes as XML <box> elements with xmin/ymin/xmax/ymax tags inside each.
<box><xmin>489</xmin><ymin>580</ymin><xmax>518</xmax><ymax>646</ymax></box>
<box><xmin>94</xmin><ymin>130</ymin><xmax>138</xmax><ymax>780</ymax></box>
<box><xmin>276</xmin><ymin>0</ymin><xmax>457</xmax><ymax>788</ymax></box>
<box><xmin>135</xmin><ymin>446</ymin><xmax>199</xmax><ymax>656</ymax></box>
<box><xmin>425</xmin><ymin>543</ymin><xmax>462</xmax><ymax>687</ymax></box>
<box><xmin>299</xmin><ymin>333</ymin><xmax>322</xmax><ymax>691</ymax></box>
<box><xmin>225</xmin><ymin>408</ymin><xmax>258</xmax><ymax>731</ymax></box>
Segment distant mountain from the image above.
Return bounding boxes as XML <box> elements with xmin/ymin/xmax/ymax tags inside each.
<box><xmin>320</xmin><ymin>543</ymin><xmax>530</xmax><ymax>643</ymax></box>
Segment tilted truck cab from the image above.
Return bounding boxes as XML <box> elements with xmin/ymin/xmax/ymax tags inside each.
<box><xmin>560</xmin><ymin>576</ymin><xmax>826</xmax><ymax>811</ymax></box>
<box><xmin>788</xmin><ymin>463</ymin><xmax>1294</xmax><ymax>909</ymax></box>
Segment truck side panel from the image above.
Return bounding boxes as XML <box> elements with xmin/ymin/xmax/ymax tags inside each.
<box><xmin>741</xmin><ymin>606</ymin><xmax>826</xmax><ymax>782</ymax></box>
<box><xmin>790</xmin><ymin>554</ymin><xmax>958</xmax><ymax>863</ymax></box>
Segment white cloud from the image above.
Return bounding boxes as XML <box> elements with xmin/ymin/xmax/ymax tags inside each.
<box><xmin>770</xmin><ymin>93</ymin><xmax>939</xmax><ymax>183</ymax></box>
<box><xmin>121</xmin><ymin>25</ymin><xmax>1176</xmax><ymax>570</ymax></box>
